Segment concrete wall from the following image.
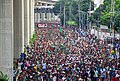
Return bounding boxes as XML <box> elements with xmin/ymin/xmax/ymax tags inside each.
<box><xmin>13</xmin><ymin>0</ymin><xmax>24</xmax><ymax>58</ymax></box>
<box><xmin>0</xmin><ymin>0</ymin><xmax>35</xmax><ymax>80</ymax></box>
<box><xmin>24</xmin><ymin>0</ymin><xmax>30</xmax><ymax>45</ymax></box>
<box><xmin>29</xmin><ymin>0</ymin><xmax>35</xmax><ymax>36</ymax></box>
<box><xmin>0</xmin><ymin>0</ymin><xmax>13</xmax><ymax>81</ymax></box>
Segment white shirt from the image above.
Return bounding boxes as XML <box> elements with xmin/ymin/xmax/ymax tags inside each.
<box><xmin>53</xmin><ymin>76</ymin><xmax>57</xmax><ymax>81</ymax></box>
<box><xmin>94</xmin><ymin>70</ymin><xmax>98</xmax><ymax>77</ymax></box>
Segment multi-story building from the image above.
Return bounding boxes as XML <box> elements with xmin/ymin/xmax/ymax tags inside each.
<box><xmin>34</xmin><ymin>0</ymin><xmax>60</xmax><ymax>27</ymax></box>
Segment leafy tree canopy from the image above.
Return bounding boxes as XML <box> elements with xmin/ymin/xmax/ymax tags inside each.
<box><xmin>53</xmin><ymin>0</ymin><xmax>94</xmax><ymax>27</ymax></box>
<box><xmin>92</xmin><ymin>0</ymin><xmax>120</xmax><ymax>30</ymax></box>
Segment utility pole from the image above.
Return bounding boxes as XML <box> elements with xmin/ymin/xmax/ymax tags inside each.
<box><xmin>81</xmin><ymin>12</ymin><xmax>86</xmax><ymax>30</ymax></box>
<box><xmin>88</xmin><ymin>1</ymin><xmax>91</xmax><ymax>31</ymax></box>
<box><xmin>37</xmin><ymin>8</ymin><xmax>39</xmax><ymax>23</ymax></box>
<box><xmin>97</xmin><ymin>7</ymin><xmax>101</xmax><ymax>38</ymax></box>
<box><xmin>63</xmin><ymin>5</ymin><xmax>66</xmax><ymax>27</ymax></box>
<box><xmin>80</xmin><ymin>11</ymin><xmax>87</xmax><ymax>30</ymax></box>
<box><xmin>87</xmin><ymin>11</ymin><xmax>89</xmax><ymax>31</ymax></box>
<box><xmin>77</xmin><ymin>0</ymin><xmax>87</xmax><ymax>30</ymax></box>
<box><xmin>81</xmin><ymin>12</ymin><xmax>83</xmax><ymax>30</ymax></box>
<box><xmin>69</xmin><ymin>5</ymin><xmax>72</xmax><ymax>21</ymax></box>
<box><xmin>110</xmin><ymin>0</ymin><xmax>115</xmax><ymax>47</ymax></box>
<box><xmin>69</xmin><ymin>4</ymin><xmax>72</xmax><ymax>27</ymax></box>
<box><xmin>78</xmin><ymin>0</ymin><xmax>81</xmax><ymax>30</ymax></box>
<box><xmin>60</xmin><ymin>4</ymin><xmax>62</xmax><ymax>26</ymax></box>
<box><xmin>83</xmin><ymin>13</ymin><xmax>86</xmax><ymax>30</ymax></box>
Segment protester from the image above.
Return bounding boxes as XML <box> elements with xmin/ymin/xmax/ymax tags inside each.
<box><xmin>16</xmin><ymin>27</ymin><xmax>120</xmax><ymax>81</ymax></box>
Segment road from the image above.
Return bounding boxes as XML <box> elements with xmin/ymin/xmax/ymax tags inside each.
<box><xmin>91</xmin><ymin>29</ymin><xmax>120</xmax><ymax>39</ymax></box>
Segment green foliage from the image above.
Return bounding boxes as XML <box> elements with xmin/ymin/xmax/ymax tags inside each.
<box><xmin>92</xmin><ymin>0</ymin><xmax>120</xmax><ymax>28</ymax></box>
<box><xmin>66</xmin><ymin>20</ymin><xmax>77</xmax><ymax>26</ymax></box>
<box><xmin>53</xmin><ymin>0</ymin><xmax>94</xmax><ymax>27</ymax></box>
<box><xmin>117</xmin><ymin>27</ymin><xmax>120</xmax><ymax>33</ymax></box>
<box><xmin>59</xmin><ymin>27</ymin><xmax>66</xmax><ymax>38</ymax></box>
<box><xmin>0</xmin><ymin>71</ymin><xmax>9</xmax><ymax>81</ymax></box>
<box><xmin>24</xmin><ymin>47</ymin><xmax>27</xmax><ymax>54</ymax></box>
<box><xmin>100</xmin><ymin>12</ymin><xmax>111</xmax><ymax>26</ymax></box>
<box><xmin>29</xmin><ymin>32</ymin><xmax>37</xmax><ymax>47</ymax></box>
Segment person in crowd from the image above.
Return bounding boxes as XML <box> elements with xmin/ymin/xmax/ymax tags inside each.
<box><xmin>16</xmin><ymin>27</ymin><xmax>120</xmax><ymax>81</ymax></box>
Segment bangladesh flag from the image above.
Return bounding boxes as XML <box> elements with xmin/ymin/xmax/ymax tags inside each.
<box><xmin>50</xmin><ymin>44</ymin><xmax>55</xmax><ymax>51</ymax></box>
<box><xmin>59</xmin><ymin>43</ymin><xmax>66</xmax><ymax>52</ymax></box>
<box><xmin>59</xmin><ymin>27</ymin><xmax>66</xmax><ymax>38</ymax></box>
<box><xmin>47</xmin><ymin>50</ymin><xmax>51</xmax><ymax>56</ymax></box>
<box><xmin>60</xmin><ymin>27</ymin><xmax>63</xmax><ymax>33</ymax></box>
<box><xmin>48</xmin><ymin>30</ymin><xmax>53</xmax><ymax>35</ymax></box>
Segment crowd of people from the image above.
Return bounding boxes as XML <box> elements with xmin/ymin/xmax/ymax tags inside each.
<box><xmin>15</xmin><ymin>27</ymin><xmax>120</xmax><ymax>81</ymax></box>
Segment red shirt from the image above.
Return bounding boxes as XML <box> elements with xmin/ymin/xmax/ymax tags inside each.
<box><xmin>112</xmin><ymin>77</ymin><xmax>118</xmax><ymax>81</ymax></box>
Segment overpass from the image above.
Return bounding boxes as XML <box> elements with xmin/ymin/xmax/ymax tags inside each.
<box><xmin>0</xmin><ymin>0</ymin><xmax>58</xmax><ymax>80</ymax></box>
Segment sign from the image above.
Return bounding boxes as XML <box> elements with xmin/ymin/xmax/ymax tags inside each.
<box><xmin>38</xmin><ymin>24</ymin><xmax>47</xmax><ymax>27</ymax></box>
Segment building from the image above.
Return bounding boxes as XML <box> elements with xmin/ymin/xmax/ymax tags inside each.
<box><xmin>0</xmin><ymin>0</ymin><xmax>60</xmax><ymax>80</ymax></box>
<box><xmin>34</xmin><ymin>0</ymin><xmax>60</xmax><ymax>27</ymax></box>
<box><xmin>0</xmin><ymin>0</ymin><xmax>33</xmax><ymax>80</ymax></box>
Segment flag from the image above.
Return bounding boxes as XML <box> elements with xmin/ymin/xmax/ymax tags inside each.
<box><xmin>50</xmin><ymin>44</ymin><xmax>55</xmax><ymax>51</ymax></box>
<box><xmin>60</xmin><ymin>27</ymin><xmax>63</xmax><ymax>33</ymax></box>
<box><xmin>59</xmin><ymin>43</ymin><xmax>66</xmax><ymax>52</ymax></box>
<box><xmin>49</xmin><ymin>30</ymin><xmax>53</xmax><ymax>35</ymax></box>
<box><xmin>23</xmin><ymin>76</ymin><xmax>26</xmax><ymax>81</ymax></box>
<box><xmin>59</xmin><ymin>27</ymin><xmax>66</xmax><ymax>38</ymax></box>
<box><xmin>47</xmin><ymin>50</ymin><xmax>51</xmax><ymax>56</ymax></box>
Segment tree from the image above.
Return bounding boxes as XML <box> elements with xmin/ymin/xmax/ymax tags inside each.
<box><xmin>53</xmin><ymin>0</ymin><xmax>94</xmax><ymax>27</ymax></box>
<box><xmin>0</xmin><ymin>71</ymin><xmax>9</xmax><ymax>81</ymax></box>
<box><xmin>66</xmin><ymin>20</ymin><xmax>77</xmax><ymax>26</ymax></box>
<box><xmin>92</xmin><ymin>0</ymin><xmax>120</xmax><ymax>29</ymax></box>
